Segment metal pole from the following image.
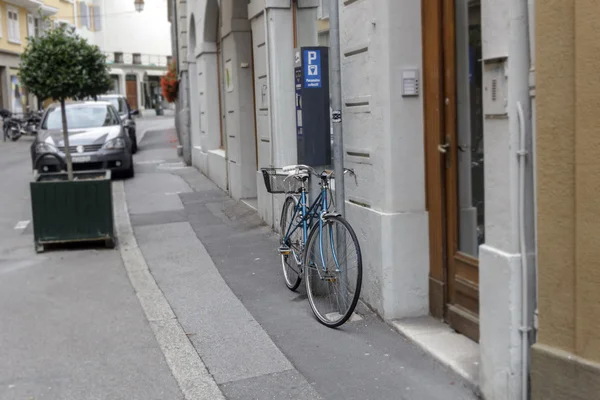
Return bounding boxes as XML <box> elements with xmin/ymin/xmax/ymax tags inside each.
<box><xmin>329</xmin><ymin>0</ymin><xmax>344</xmax><ymax>215</ymax></box>
<box><xmin>329</xmin><ymin>0</ymin><xmax>348</xmax><ymax>311</ymax></box>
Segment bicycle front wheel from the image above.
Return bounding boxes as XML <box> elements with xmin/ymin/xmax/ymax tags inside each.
<box><xmin>304</xmin><ymin>215</ymin><xmax>362</xmax><ymax>328</ymax></box>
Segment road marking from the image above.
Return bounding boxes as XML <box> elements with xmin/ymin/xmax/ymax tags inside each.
<box><xmin>158</xmin><ymin>162</ymin><xmax>187</xmax><ymax>170</ymax></box>
<box><xmin>135</xmin><ymin>159</ymin><xmax>165</xmax><ymax>165</ymax></box>
<box><xmin>165</xmin><ymin>192</ymin><xmax>182</xmax><ymax>196</ymax></box>
<box><xmin>14</xmin><ymin>220</ymin><xmax>30</xmax><ymax>230</ymax></box>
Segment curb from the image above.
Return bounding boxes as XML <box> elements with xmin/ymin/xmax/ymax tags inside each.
<box><xmin>112</xmin><ymin>181</ymin><xmax>225</xmax><ymax>400</ymax></box>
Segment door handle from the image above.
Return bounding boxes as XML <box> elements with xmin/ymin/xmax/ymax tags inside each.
<box><xmin>438</xmin><ymin>135</ymin><xmax>451</xmax><ymax>168</ymax></box>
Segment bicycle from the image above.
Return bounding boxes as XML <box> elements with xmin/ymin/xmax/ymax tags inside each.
<box><xmin>261</xmin><ymin>164</ymin><xmax>363</xmax><ymax>328</ymax></box>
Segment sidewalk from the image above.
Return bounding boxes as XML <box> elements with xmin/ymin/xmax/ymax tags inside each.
<box><xmin>123</xmin><ymin>128</ymin><xmax>480</xmax><ymax>400</ymax></box>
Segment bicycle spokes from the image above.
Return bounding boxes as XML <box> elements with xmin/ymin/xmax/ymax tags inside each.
<box><xmin>305</xmin><ymin>217</ymin><xmax>362</xmax><ymax>327</ymax></box>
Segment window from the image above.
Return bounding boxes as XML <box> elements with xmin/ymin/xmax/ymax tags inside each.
<box><xmin>114</xmin><ymin>52</ymin><xmax>124</xmax><ymax>63</ymax></box>
<box><xmin>93</xmin><ymin>5</ymin><xmax>101</xmax><ymax>31</ymax></box>
<box><xmin>107</xmin><ymin>105</ymin><xmax>121</xmax><ymax>125</ymax></box>
<box><xmin>27</xmin><ymin>14</ymin><xmax>34</xmax><ymax>38</ymax></box>
<box><xmin>133</xmin><ymin>53</ymin><xmax>141</xmax><ymax>65</ymax></box>
<box><xmin>43</xmin><ymin>105</ymin><xmax>119</xmax><ymax>130</ymax></box>
<box><xmin>33</xmin><ymin>17</ymin><xmax>42</xmax><ymax>37</ymax></box>
<box><xmin>7</xmin><ymin>8</ymin><xmax>20</xmax><ymax>43</ymax></box>
<box><xmin>98</xmin><ymin>96</ymin><xmax>128</xmax><ymax>115</ymax></box>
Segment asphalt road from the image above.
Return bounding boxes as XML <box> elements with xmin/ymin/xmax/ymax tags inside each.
<box><xmin>0</xmin><ymin>117</ymin><xmax>183</xmax><ymax>400</ymax></box>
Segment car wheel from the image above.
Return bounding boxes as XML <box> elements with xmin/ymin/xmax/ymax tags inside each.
<box><xmin>124</xmin><ymin>158</ymin><xmax>135</xmax><ymax>179</ymax></box>
<box><xmin>131</xmin><ymin>134</ymin><xmax>138</xmax><ymax>154</ymax></box>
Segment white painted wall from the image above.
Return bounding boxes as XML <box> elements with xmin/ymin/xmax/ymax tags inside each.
<box><xmin>340</xmin><ymin>0</ymin><xmax>429</xmax><ymax>319</ymax></box>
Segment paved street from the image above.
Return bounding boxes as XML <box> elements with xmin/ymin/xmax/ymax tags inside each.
<box><xmin>0</xmin><ymin>117</ymin><xmax>479</xmax><ymax>399</ymax></box>
<box><xmin>0</xmin><ymin>118</ymin><xmax>181</xmax><ymax>400</ymax></box>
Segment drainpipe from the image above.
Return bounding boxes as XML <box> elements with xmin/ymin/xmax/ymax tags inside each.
<box><xmin>263</xmin><ymin>7</ymin><xmax>276</xmax><ymax>228</ymax></box>
<box><xmin>517</xmin><ymin>101</ymin><xmax>531</xmax><ymax>400</ymax></box>
<box><xmin>527</xmin><ymin>0</ymin><xmax>539</xmax><ymax>344</ymax></box>
<box><xmin>509</xmin><ymin>0</ymin><xmax>532</xmax><ymax>398</ymax></box>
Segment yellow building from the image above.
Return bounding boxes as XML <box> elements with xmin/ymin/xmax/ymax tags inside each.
<box><xmin>0</xmin><ymin>0</ymin><xmax>75</xmax><ymax>113</ymax></box>
<box><xmin>532</xmin><ymin>1</ymin><xmax>600</xmax><ymax>399</ymax></box>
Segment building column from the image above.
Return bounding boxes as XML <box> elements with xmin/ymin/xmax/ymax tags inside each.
<box><xmin>196</xmin><ymin>42</ymin><xmax>228</xmax><ymax>190</ymax></box>
<box><xmin>136</xmin><ymin>71</ymin><xmax>145</xmax><ymax>111</ymax></box>
<box><xmin>249</xmin><ymin>0</ymin><xmax>298</xmax><ymax>226</ymax></box>
<box><xmin>221</xmin><ymin>0</ymin><xmax>258</xmax><ymax>201</ymax></box>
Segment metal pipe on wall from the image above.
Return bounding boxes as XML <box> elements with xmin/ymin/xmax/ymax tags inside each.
<box><xmin>517</xmin><ymin>101</ymin><xmax>531</xmax><ymax>400</ymax></box>
<box><xmin>509</xmin><ymin>0</ymin><xmax>533</xmax><ymax>398</ymax></box>
<box><xmin>329</xmin><ymin>0</ymin><xmax>345</xmax><ymax>216</ymax></box>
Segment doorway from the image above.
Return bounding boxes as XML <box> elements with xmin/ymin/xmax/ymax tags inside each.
<box><xmin>125</xmin><ymin>74</ymin><xmax>138</xmax><ymax>111</ymax></box>
<box><xmin>422</xmin><ymin>0</ymin><xmax>483</xmax><ymax>342</ymax></box>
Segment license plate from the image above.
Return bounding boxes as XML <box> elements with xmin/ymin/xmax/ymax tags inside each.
<box><xmin>72</xmin><ymin>156</ymin><xmax>91</xmax><ymax>163</ymax></box>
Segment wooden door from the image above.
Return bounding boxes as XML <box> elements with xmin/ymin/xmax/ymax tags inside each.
<box><xmin>126</xmin><ymin>75</ymin><xmax>138</xmax><ymax>111</ymax></box>
<box><xmin>422</xmin><ymin>0</ymin><xmax>482</xmax><ymax>342</ymax></box>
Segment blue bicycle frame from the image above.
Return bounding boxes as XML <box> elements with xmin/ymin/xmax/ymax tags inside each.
<box><xmin>283</xmin><ymin>187</ymin><xmax>327</xmax><ymax>248</ymax></box>
<box><xmin>282</xmin><ymin>185</ymin><xmax>343</xmax><ymax>274</ymax></box>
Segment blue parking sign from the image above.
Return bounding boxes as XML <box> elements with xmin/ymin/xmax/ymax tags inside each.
<box><xmin>303</xmin><ymin>49</ymin><xmax>322</xmax><ymax>88</ymax></box>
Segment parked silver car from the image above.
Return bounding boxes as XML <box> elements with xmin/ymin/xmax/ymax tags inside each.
<box><xmin>30</xmin><ymin>101</ymin><xmax>135</xmax><ymax>178</ymax></box>
<box><xmin>97</xmin><ymin>94</ymin><xmax>139</xmax><ymax>153</ymax></box>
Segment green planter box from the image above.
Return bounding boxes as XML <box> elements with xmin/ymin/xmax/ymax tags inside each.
<box><xmin>30</xmin><ymin>170</ymin><xmax>115</xmax><ymax>252</ymax></box>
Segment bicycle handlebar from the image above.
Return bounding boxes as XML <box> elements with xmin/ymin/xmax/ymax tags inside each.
<box><xmin>280</xmin><ymin>164</ymin><xmax>357</xmax><ymax>184</ymax></box>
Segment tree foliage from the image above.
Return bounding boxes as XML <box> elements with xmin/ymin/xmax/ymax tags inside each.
<box><xmin>161</xmin><ymin>60</ymin><xmax>178</xmax><ymax>103</ymax></box>
<box><xmin>19</xmin><ymin>24</ymin><xmax>112</xmax><ymax>102</ymax></box>
<box><xmin>19</xmin><ymin>24</ymin><xmax>113</xmax><ymax>180</ymax></box>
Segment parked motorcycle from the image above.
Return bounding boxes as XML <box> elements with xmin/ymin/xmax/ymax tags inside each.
<box><xmin>1</xmin><ymin>109</ymin><xmax>42</xmax><ymax>142</ymax></box>
<box><xmin>1</xmin><ymin>109</ymin><xmax>18</xmax><ymax>142</ymax></box>
<box><xmin>19</xmin><ymin>110</ymin><xmax>42</xmax><ymax>138</ymax></box>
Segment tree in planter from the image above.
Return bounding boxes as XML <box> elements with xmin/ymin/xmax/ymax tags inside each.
<box><xmin>19</xmin><ymin>25</ymin><xmax>112</xmax><ymax>180</ymax></box>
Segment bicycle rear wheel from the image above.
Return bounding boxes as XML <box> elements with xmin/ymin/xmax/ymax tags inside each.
<box><xmin>280</xmin><ymin>196</ymin><xmax>302</xmax><ymax>291</ymax></box>
<box><xmin>304</xmin><ymin>215</ymin><xmax>362</xmax><ymax>328</ymax></box>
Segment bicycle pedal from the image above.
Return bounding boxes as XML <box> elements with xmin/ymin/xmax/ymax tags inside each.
<box><xmin>278</xmin><ymin>246</ymin><xmax>291</xmax><ymax>255</ymax></box>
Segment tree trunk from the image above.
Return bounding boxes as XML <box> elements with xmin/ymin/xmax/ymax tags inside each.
<box><xmin>60</xmin><ymin>99</ymin><xmax>73</xmax><ymax>180</ymax></box>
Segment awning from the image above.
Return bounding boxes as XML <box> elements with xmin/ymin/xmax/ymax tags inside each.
<box><xmin>109</xmin><ymin>68</ymin><xmax>125</xmax><ymax>76</ymax></box>
<box><xmin>145</xmin><ymin>69</ymin><xmax>166</xmax><ymax>77</ymax></box>
<box><xmin>38</xmin><ymin>4</ymin><xmax>58</xmax><ymax>16</ymax></box>
<box><xmin>5</xmin><ymin>0</ymin><xmax>57</xmax><ymax>15</ymax></box>
<box><xmin>4</xmin><ymin>0</ymin><xmax>42</xmax><ymax>10</ymax></box>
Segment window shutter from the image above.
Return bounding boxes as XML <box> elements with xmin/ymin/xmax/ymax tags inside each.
<box><xmin>79</xmin><ymin>2</ymin><xmax>88</xmax><ymax>28</ymax></box>
<box><xmin>27</xmin><ymin>14</ymin><xmax>34</xmax><ymax>37</ymax></box>
<box><xmin>85</xmin><ymin>4</ymin><xmax>90</xmax><ymax>29</ymax></box>
<box><xmin>94</xmin><ymin>6</ymin><xmax>101</xmax><ymax>31</ymax></box>
<box><xmin>8</xmin><ymin>11</ymin><xmax>19</xmax><ymax>42</ymax></box>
